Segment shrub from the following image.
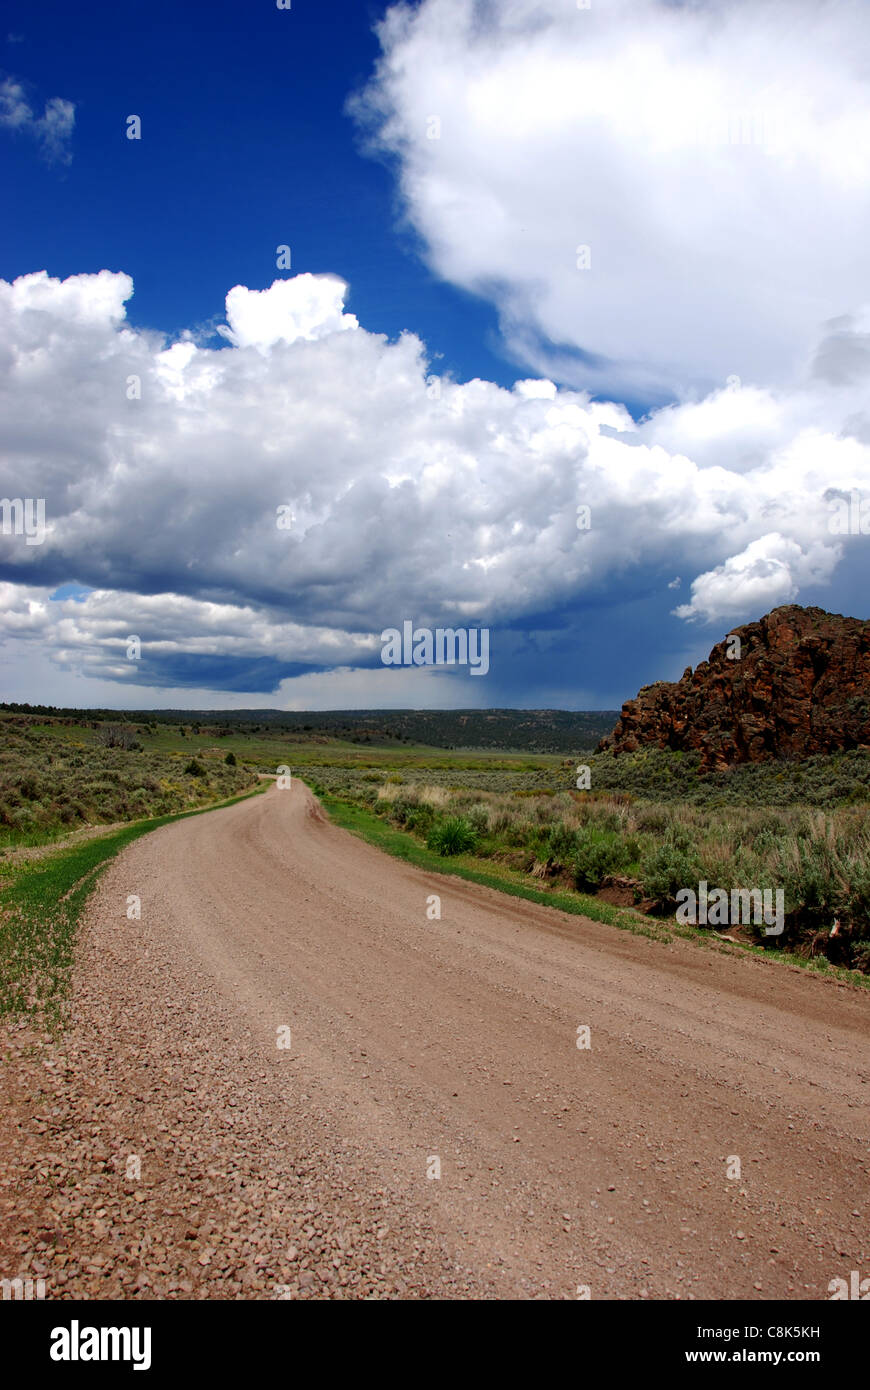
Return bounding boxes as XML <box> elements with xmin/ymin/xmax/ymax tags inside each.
<box><xmin>634</xmin><ymin>805</ymin><xmax>671</xmax><ymax>834</ymax></box>
<box><xmin>183</xmin><ymin>759</ymin><xmax>205</xmax><ymax>777</ymax></box>
<box><xmin>844</xmin><ymin>860</ymin><xmax>870</xmax><ymax>925</ymax></box>
<box><xmin>466</xmin><ymin>804</ymin><xmax>490</xmax><ymax>835</ymax></box>
<box><xmin>640</xmin><ymin>839</ymin><xmax>702</xmax><ymax>906</ymax></box>
<box><xmin>851</xmin><ymin>940</ymin><xmax>870</xmax><ymax>974</ymax></box>
<box><xmin>785</xmin><ymin>841</ymin><xmax>844</xmax><ymax>926</ymax></box>
<box><xmin>586</xmin><ymin>806</ymin><xmax>624</xmax><ymax>835</ymax></box>
<box><xmin>94</xmin><ymin>725</ymin><xmax>140</xmax><ymax>751</ymax></box>
<box><xmin>572</xmin><ymin>828</ymin><xmax>631</xmax><ymax>890</ymax></box>
<box><xmin>487</xmin><ymin>806</ymin><xmax>515</xmax><ymax>834</ymax></box>
<box><xmin>426</xmin><ymin>816</ymin><xmax>477</xmax><ymax>856</ymax></box>
<box><xmin>225</xmin><ymin>751</ymin><xmax>237</xmax><ymax>766</ymax></box>
<box><xmin>387</xmin><ymin>794</ymin><xmax>414</xmax><ymax>824</ymax></box>
<box><xmin>544</xmin><ymin>823</ymin><xmax>581</xmax><ymax>868</ymax></box>
<box><xmin>404</xmin><ymin>803</ymin><xmax>436</xmax><ymax>834</ymax></box>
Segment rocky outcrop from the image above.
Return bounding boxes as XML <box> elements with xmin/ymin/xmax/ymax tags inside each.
<box><xmin>598</xmin><ymin>606</ymin><xmax>870</xmax><ymax>769</ymax></box>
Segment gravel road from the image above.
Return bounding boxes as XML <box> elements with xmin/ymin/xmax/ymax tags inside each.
<box><xmin>1</xmin><ymin>781</ymin><xmax>868</xmax><ymax>1299</ymax></box>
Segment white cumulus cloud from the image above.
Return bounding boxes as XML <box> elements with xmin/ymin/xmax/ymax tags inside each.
<box><xmin>353</xmin><ymin>0</ymin><xmax>870</xmax><ymax>400</ymax></box>
<box><xmin>0</xmin><ymin>268</ymin><xmax>868</xmax><ymax>696</ymax></box>
<box><xmin>673</xmin><ymin>533</ymin><xmax>840</xmax><ymax>624</ymax></box>
<box><xmin>220</xmin><ymin>275</ymin><xmax>359</xmax><ymax>352</ymax></box>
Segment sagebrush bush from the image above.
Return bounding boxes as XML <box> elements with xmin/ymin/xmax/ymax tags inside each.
<box><xmin>405</xmin><ymin>803</ymin><xmax>436</xmax><ymax>833</ymax></box>
<box><xmin>630</xmin><ymin>806</ymin><xmax>658</xmax><ymax>833</ymax></box>
<box><xmin>573</xmin><ymin>828</ymin><xmax>632</xmax><ymax>890</ymax></box>
<box><xmin>640</xmin><ymin>839</ymin><xmax>703</xmax><ymax>906</ymax></box>
<box><xmin>545</xmin><ymin>824</ymin><xmax>581</xmax><ymax>868</ymax></box>
<box><xmin>466</xmin><ymin>804</ymin><xmax>490</xmax><ymax>835</ymax></box>
<box><xmin>845</xmin><ymin>861</ymin><xmax>870</xmax><ymax>929</ymax></box>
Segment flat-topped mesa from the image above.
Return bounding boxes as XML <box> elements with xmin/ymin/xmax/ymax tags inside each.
<box><xmin>598</xmin><ymin>605</ymin><xmax>870</xmax><ymax>771</ymax></box>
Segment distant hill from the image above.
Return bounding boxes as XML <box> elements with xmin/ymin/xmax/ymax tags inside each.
<box><xmin>598</xmin><ymin>605</ymin><xmax>870</xmax><ymax>769</ymax></box>
<box><xmin>0</xmin><ymin>705</ymin><xmax>617</xmax><ymax>754</ymax></box>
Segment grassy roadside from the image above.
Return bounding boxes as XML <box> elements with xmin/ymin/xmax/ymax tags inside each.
<box><xmin>0</xmin><ymin>782</ymin><xmax>268</xmax><ymax>1026</ymax></box>
<box><xmin>313</xmin><ymin>788</ymin><xmax>870</xmax><ymax>993</ymax></box>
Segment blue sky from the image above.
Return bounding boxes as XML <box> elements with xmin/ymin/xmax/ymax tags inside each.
<box><xmin>1</xmin><ymin>0</ymin><xmax>513</xmax><ymax>391</ymax></box>
<box><xmin>1</xmin><ymin>0</ymin><xmax>869</xmax><ymax>711</ymax></box>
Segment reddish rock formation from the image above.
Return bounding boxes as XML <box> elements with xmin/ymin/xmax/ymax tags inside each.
<box><xmin>598</xmin><ymin>605</ymin><xmax>870</xmax><ymax>770</ymax></box>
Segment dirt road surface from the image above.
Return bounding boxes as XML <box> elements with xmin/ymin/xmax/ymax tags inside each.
<box><xmin>1</xmin><ymin>782</ymin><xmax>868</xmax><ymax>1299</ymax></box>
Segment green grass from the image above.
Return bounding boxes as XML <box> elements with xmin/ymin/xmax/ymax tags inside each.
<box><xmin>0</xmin><ymin>783</ymin><xmax>267</xmax><ymax>1026</ymax></box>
